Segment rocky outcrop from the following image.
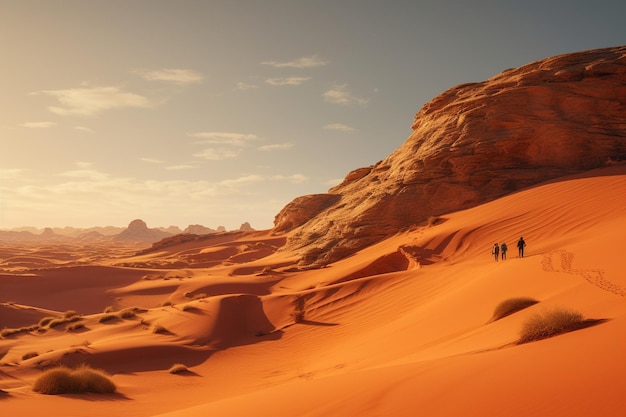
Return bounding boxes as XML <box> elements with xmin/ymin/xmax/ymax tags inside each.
<box><xmin>239</xmin><ymin>222</ymin><xmax>254</xmax><ymax>232</ymax></box>
<box><xmin>112</xmin><ymin>219</ymin><xmax>173</xmax><ymax>243</ymax></box>
<box><xmin>275</xmin><ymin>46</ymin><xmax>626</xmax><ymax>268</ymax></box>
<box><xmin>183</xmin><ymin>224</ymin><xmax>217</xmax><ymax>235</ymax></box>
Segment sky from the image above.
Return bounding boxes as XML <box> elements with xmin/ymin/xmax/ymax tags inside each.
<box><xmin>1</xmin><ymin>0</ymin><xmax>625</xmax><ymax>231</ymax></box>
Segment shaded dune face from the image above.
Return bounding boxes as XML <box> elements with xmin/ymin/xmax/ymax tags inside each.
<box><xmin>274</xmin><ymin>46</ymin><xmax>626</xmax><ymax>268</ymax></box>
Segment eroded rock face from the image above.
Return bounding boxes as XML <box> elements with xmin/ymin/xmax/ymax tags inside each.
<box><xmin>275</xmin><ymin>46</ymin><xmax>626</xmax><ymax>268</ymax></box>
<box><xmin>113</xmin><ymin>219</ymin><xmax>172</xmax><ymax>243</ymax></box>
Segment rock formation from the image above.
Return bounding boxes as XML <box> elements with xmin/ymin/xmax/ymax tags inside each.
<box><xmin>112</xmin><ymin>219</ymin><xmax>173</xmax><ymax>243</ymax></box>
<box><xmin>274</xmin><ymin>45</ymin><xmax>626</xmax><ymax>268</ymax></box>
<box><xmin>239</xmin><ymin>222</ymin><xmax>254</xmax><ymax>232</ymax></box>
<box><xmin>183</xmin><ymin>224</ymin><xmax>216</xmax><ymax>235</ymax></box>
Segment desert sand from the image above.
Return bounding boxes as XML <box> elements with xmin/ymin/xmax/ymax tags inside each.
<box><xmin>1</xmin><ymin>164</ymin><xmax>625</xmax><ymax>416</ymax></box>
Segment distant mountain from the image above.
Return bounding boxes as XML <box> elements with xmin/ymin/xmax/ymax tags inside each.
<box><xmin>273</xmin><ymin>45</ymin><xmax>626</xmax><ymax>268</ymax></box>
<box><xmin>0</xmin><ymin>221</ymin><xmax>247</xmax><ymax>244</ymax></box>
<box><xmin>112</xmin><ymin>219</ymin><xmax>173</xmax><ymax>243</ymax></box>
<box><xmin>183</xmin><ymin>224</ymin><xmax>217</xmax><ymax>235</ymax></box>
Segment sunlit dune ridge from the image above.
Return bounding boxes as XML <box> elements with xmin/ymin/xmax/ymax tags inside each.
<box><xmin>1</xmin><ymin>165</ymin><xmax>625</xmax><ymax>417</ymax></box>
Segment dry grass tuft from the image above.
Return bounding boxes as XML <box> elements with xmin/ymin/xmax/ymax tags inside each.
<box><xmin>152</xmin><ymin>323</ymin><xmax>168</xmax><ymax>334</ymax></box>
<box><xmin>38</xmin><ymin>317</ymin><xmax>55</xmax><ymax>327</ymax></box>
<box><xmin>98</xmin><ymin>314</ymin><xmax>118</xmax><ymax>323</ymax></box>
<box><xmin>518</xmin><ymin>308</ymin><xmax>585</xmax><ymax>344</ymax></box>
<box><xmin>491</xmin><ymin>297</ymin><xmax>539</xmax><ymax>321</ymax></box>
<box><xmin>32</xmin><ymin>364</ymin><xmax>116</xmax><ymax>395</ymax></box>
<box><xmin>168</xmin><ymin>363</ymin><xmax>188</xmax><ymax>374</ymax></box>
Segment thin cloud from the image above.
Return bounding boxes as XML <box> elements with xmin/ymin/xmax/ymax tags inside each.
<box><xmin>21</xmin><ymin>121</ymin><xmax>57</xmax><ymax>129</ymax></box>
<box><xmin>59</xmin><ymin>167</ymin><xmax>110</xmax><ymax>181</ymax></box>
<box><xmin>189</xmin><ymin>132</ymin><xmax>258</xmax><ymax>146</ymax></box>
<box><xmin>258</xmin><ymin>143</ymin><xmax>294</xmax><ymax>151</ymax></box>
<box><xmin>235</xmin><ymin>81</ymin><xmax>259</xmax><ymax>90</ymax></box>
<box><xmin>0</xmin><ymin>168</ymin><xmax>28</xmax><ymax>180</ymax></box>
<box><xmin>219</xmin><ymin>175</ymin><xmax>263</xmax><ymax>188</ymax></box>
<box><xmin>140</xmin><ymin>158</ymin><xmax>164</xmax><ymax>164</ymax></box>
<box><xmin>33</xmin><ymin>86</ymin><xmax>156</xmax><ymax>116</ymax></box>
<box><xmin>265</xmin><ymin>77</ymin><xmax>311</xmax><ymax>86</ymax></box>
<box><xmin>166</xmin><ymin>164</ymin><xmax>196</xmax><ymax>171</ymax></box>
<box><xmin>137</xmin><ymin>68</ymin><xmax>204</xmax><ymax>85</ymax></box>
<box><xmin>74</xmin><ymin>126</ymin><xmax>95</xmax><ymax>133</ymax></box>
<box><xmin>261</xmin><ymin>55</ymin><xmax>329</xmax><ymax>68</ymax></box>
<box><xmin>324</xmin><ymin>123</ymin><xmax>356</xmax><ymax>132</ymax></box>
<box><xmin>271</xmin><ymin>174</ymin><xmax>308</xmax><ymax>184</ymax></box>
<box><xmin>193</xmin><ymin>148</ymin><xmax>241</xmax><ymax>160</ymax></box>
<box><xmin>323</xmin><ymin>84</ymin><xmax>369</xmax><ymax>106</ymax></box>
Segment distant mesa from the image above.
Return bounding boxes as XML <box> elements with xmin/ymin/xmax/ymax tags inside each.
<box><xmin>112</xmin><ymin>219</ymin><xmax>173</xmax><ymax>243</ymax></box>
<box><xmin>274</xmin><ymin>45</ymin><xmax>626</xmax><ymax>268</ymax></box>
<box><xmin>239</xmin><ymin>222</ymin><xmax>254</xmax><ymax>232</ymax></box>
<box><xmin>0</xmin><ymin>220</ymin><xmax>248</xmax><ymax>244</ymax></box>
<box><xmin>183</xmin><ymin>224</ymin><xmax>217</xmax><ymax>235</ymax></box>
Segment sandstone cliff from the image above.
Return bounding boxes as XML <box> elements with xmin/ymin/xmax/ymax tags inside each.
<box><xmin>274</xmin><ymin>46</ymin><xmax>626</xmax><ymax>268</ymax></box>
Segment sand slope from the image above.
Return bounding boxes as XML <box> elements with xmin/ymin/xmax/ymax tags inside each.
<box><xmin>1</xmin><ymin>165</ymin><xmax>625</xmax><ymax>416</ymax></box>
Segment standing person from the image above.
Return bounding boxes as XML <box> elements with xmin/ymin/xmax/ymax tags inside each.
<box><xmin>517</xmin><ymin>237</ymin><xmax>526</xmax><ymax>258</ymax></box>
<box><xmin>492</xmin><ymin>243</ymin><xmax>500</xmax><ymax>261</ymax></box>
<box><xmin>500</xmin><ymin>242</ymin><xmax>508</xmax><ymax>260</ymax></box>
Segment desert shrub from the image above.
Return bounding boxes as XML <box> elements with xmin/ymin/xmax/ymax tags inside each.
<box><xmin>98</xmin><ymin>314</ymin><xmax>117</xmax><ymax>323</ymax></box>
<box><xmin>1</xmin><ymin>325</ymin><xmax>38</xmax><ymax>338</ymax></box>
<box><xmin>168</xmin><ymin>363</ymin><xmax>188</xmax><ymax>374</ymax></box>
<box><xmin>103</xmin><ymin>306</ymin><xmax>115</xmax><ymax>313</ymax></box>
<box><xmin>291</xmin><ymin>295</ymin><xmax>305</xmax><ymax>323</ymax></box>
<box><xmin>491</xmin><ymin>297</ymin><xmax>539</xmax><ymax>321</ymax></box>
<box><xmin>67</xmin><ymin>323</ymin><xmax>86</xmax><ymax>332</ymax></box>
<box><xmin>22</xmin><ymin>351</ymin><xmax>39</xmax><ymax>360</ymax></box>
<box><xmin>117</xmin><ymin>307</ymin><xmax>138</xmax><ymax>319</ymax></box>
<box><xmin>518</xmin><ymin>308</ymin><xmax>584</xmax><ymax>344</ymax></box>
<box><xmin>32</xmin><ymin>365</ymin><xmax>116</xmax><ymax>395</ymax></box>
<box><xmin>152</xmin><ymin>323</ymin><xmax>168</xmax><ymax>334</ymax></box>
<box><xmin>63</xmin><ymin>310</ymin><xmax>79</xmax><ymax>319</ymax></box>
<box><xmin>47</xmin><ymin>318</ymin><xmax>65</xmax><ymax>328</ymax></box>
<box><xmin>38</xmin><ymin>317</ymin><xmax>56</xmax><ymax>327</ymax></box>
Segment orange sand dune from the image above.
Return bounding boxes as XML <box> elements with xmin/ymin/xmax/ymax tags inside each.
<box><xmin>1</xmin><ymin>165</ymin><xmax>625</xmax><ymax>416</ymax></box>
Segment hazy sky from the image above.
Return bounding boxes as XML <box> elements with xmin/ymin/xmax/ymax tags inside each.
<box><xmin>1</xmin><ymin>0</ymin><xmax>625</xmax><ymax>230</ymax></box>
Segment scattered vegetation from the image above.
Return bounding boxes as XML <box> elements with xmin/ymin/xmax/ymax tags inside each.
<box><xmin>1</xmin><ymin>325</ymin><xmax>38</xmax><ymax>339</ymax></box>
<box><xmin>1</xmin><ymin>309</ymin><xmax>89</xmax><ymax>339</ymax></box>
<box><xmin>518</xmin><ymin>308</ymin><xmax>585</xmax><ymax>344</ymax></box>
<box><xmin>38</xmin><ymin>317</ymin><xmax>55</xmax><ymax>327</ymax></box>
<box><xmin>117</xmin><ymin>307</ymin><xmax>139</xmax><ymax>319</ymax></box>
<box><xmin>491</xmin><ymin>297</ymin><xmax>539</xmax><ymax>322</ymax></box>
<box><xmin>152</xmin><ymin>323</ymin><xmax>168</xmax><ymax>334</ymax></box>
<box><xmin>98</xmin><ymin>313</ymin><xmax>118</xmax><ymax>323</ymax></box>
<box><xmin>63</xmin><ymin>310</ymin><xmax>79</xmax><ymax>319</ymax></box>
<box><xmin>291</xmin><ymin>295</ymin><xmax>305</xmax><ymax>323</ymax></box>
<box><xmin>168</xmin><ymin>363</ymin><xmax>188</xmax><ymax>374</ymax></box>
<box><xmin>32</xmin><ymin>364</ymin><xmax>116</xmax><ymax>395</ymax></box>
<box><xmin>67</xmin><ymin>323</ymin><xmax>86</xmax><ymax>332</ymax></box>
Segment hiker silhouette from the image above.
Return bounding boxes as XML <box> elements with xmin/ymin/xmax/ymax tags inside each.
<box><xmin>492</xmin><ymin>243</ymin><xmax>500</xmax><ymax>261</ymax></box>
<box><xmin>517</xmin><ymin>237</ymin><xmax>526</xmax><ymax>258</ymax></box>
